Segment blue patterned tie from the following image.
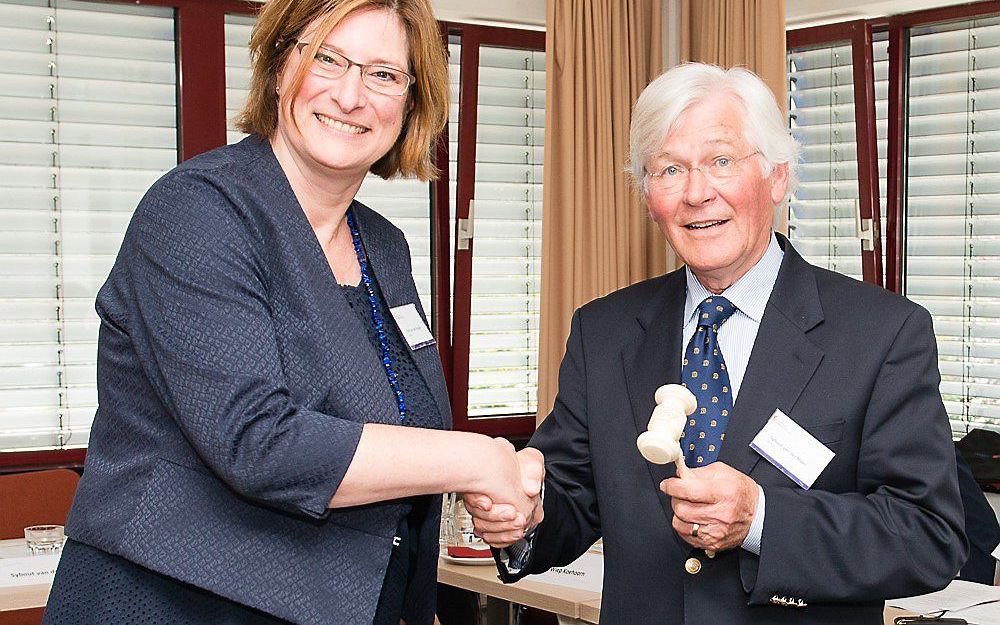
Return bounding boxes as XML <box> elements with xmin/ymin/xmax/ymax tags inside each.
<box><xmin>681</xmin><ymin>296</ymin><xmax>737</xmax><ymax>467</ymax></box>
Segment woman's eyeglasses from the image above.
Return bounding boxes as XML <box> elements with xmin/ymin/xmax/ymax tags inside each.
<box><xmin>293</xmin><ymin>40</ymin><xmax>414</xmax><ymax>97</ymax></box>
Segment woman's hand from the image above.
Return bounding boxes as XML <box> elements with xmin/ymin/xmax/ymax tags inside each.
<box><xmin>463</xmin><ymin>446</ymin><xmax>545</xmax><ymax>548</ymax></box>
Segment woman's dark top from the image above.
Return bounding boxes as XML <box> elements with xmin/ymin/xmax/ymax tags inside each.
<box><xmin>50</xmin><ymin>136</ymin><xmax>451</xmax><ymax>625</ymax></box>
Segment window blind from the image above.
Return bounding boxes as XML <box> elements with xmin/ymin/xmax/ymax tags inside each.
<box><xmin>787</xmin><ymin>42</ymin><xmax>865</xmax><ymax>280</ymax></box>
<box><xmin>903</xmin><ymin>16</ymin><xmax>1000</xmax><ymax>436</ymax></box>
<box><xmin>465</xmin><ymin>45</ymin><xmax>544</xmax><ymax>417</ymax></box>
<box><xmin>0</xmin><ymin>0</ymin><xmax>177</xmax><ymax>452</ymax></box>
<box><xmin>224</xmin><ymin>14</ymin><xmax>433</xmax><ymax>316</ymax></box>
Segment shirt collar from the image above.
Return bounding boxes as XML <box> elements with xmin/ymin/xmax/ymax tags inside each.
<box><xmin>684</xmin><ymin>231</ymin><xmax>784</xmax><ymax>325</ymax></box>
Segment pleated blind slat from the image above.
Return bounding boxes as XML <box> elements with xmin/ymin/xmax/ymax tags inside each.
<box><xmin>0</xmin><ymin>0</ymin><xmax>177</xmax><ymax>452</ymax></box>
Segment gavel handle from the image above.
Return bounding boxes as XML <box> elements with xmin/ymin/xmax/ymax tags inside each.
<box><xmin>673</xmin><ymin>447</ymin><xmax>714</xmax><ymax>557</ymax></box>
<box><xmin>675</xmin><ymin>456</ymin><xmax>691</xmax><ymax>479</ymax></box>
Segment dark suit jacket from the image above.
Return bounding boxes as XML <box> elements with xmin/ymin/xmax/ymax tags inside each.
<box><xmin>64</xmin><ymin>136</ymin><xmax>451</xmax><ymax>625</ymax></box>
<box><xmin>502</xmin><ymin>236</ymin><xmax>966</xmax><ymax>624</ymax></box>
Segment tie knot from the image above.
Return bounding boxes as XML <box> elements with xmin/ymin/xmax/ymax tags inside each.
<box><xmin>696</xmin><ymin>296</ymin><xmax>736</xmax><ymax>329</ymax></box>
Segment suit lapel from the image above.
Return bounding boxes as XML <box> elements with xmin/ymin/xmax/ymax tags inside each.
<box><xmin>717</xmin><ymin>237</ymin><xmax>825</xmax><ymax>475</ymax></box>
<box><xmin>353</xmin><ymin>203</ymin><xmax>453</xmax><ymax>428</ymax></box>
<box><xmin>622</xmin><ymin>269</ymin><xmax>686</xmax><ymax>523</ymax></box>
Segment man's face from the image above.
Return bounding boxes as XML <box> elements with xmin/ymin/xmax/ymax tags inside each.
<box><xmin>645</xmin><ymin>93</ymin><xmax>788</xmax><ymax>292</ymax></box>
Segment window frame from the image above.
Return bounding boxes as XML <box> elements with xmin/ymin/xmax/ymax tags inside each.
<box><xmin>787</xmin><ymin>19</ymin><xmax>884</xmax><ymax>287</ymax></box>
<box><xmin>442</xmin><ymin>21</ymin><xmax>544</xmax><ymax>438</ymax></box>
<box><xmin>0</xmin><ymin>1</ymin><xmax>543</xmax><ymax>470</ymax></box>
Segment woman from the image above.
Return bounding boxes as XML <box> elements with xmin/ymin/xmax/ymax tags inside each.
<box><xmin>43</xmin><ymin>1</ymin><xmax>538</xmax><ymax>624</ymax></box>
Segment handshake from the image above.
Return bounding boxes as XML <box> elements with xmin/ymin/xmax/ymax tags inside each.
<box><xmin>462</xmin><ymin>440</ymin><xmax>545</xmax><ymax>548</ymax></box>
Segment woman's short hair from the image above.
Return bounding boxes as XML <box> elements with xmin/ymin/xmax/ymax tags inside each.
<box><xmin>628</xmin><ymin>62</ymin><xmax>799</xmax><ymax>202</ymax></box>
<box><xmin>236</xmin><ymin>0</ymin><xmax>449</xmax><ymax>181</ymax></box>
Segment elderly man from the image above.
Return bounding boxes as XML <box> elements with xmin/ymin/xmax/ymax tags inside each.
<box><xmin>465</xmin><ymin>63</ymin><xmax>967</xmax><ymax>624</ymax></box>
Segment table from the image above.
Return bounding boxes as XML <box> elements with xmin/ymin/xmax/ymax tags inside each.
<box><xmin>437</xmin><ymin>557</ymin><xmax>916</xmax><ymax>625</ymax></box>
<box><xmin>438</xmin><ymin>557</ymin><xmax>600</xmax><ymax>623</ymax></box>
<box><xmin>0</xmin><ymin>538</ymin><xmax>917</xmax><ymax>624</ymax></box>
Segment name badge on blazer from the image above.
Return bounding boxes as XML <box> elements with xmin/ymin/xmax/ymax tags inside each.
<box><xmin>390</xmin><ymin>304</ymin><xmax>436</xmax><ymax>350</ymax></box>
<box><xmin>750</xmin><ymin>409</ymin><xmax>834</xmax><ymax>490</ymax></box>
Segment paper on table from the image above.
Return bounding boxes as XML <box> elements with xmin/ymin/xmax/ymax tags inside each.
<box><xmin>889</xmin><ymin>579</ymin><xmax>1000</xmax><ymax>616</ymax></box>
<box><xmin>949</xmin><ymin>600</ymin><xmax>1000</xmax><ymax>625</ymax></box>
<box><xmin>527</xmin><ymin>551</ymin><xmax>604</xmax><ymax>594</ymax></box>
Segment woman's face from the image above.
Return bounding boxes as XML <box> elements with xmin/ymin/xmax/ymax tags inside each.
<box><xmin>274</xmin><ymin>8</ymin><xmax>411</xmax><ymax>181</ymax></box>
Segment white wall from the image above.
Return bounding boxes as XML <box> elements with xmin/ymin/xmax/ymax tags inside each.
<box><xmin>787</xmin><ymin>0</ymin><xmax>971</xmax><ymax>27</ymax></box>
<box><xmin>432</xmin><ymin>0</ymin><xmax>545</xmax><ymax>28</ymax></box>
<box><xmin>246</xmin><ymin>0</ymin><xmax>546</xmax><ymax>28</ymax></box>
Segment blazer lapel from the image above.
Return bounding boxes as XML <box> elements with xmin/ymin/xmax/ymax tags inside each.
<box><xmin>353</xmin><ymin>203</ymin><xmax>453</xmax><ymax>428</ymax></box>
<box><xmin>250</xmin><ymin>144</ymin><xmax>397</xmax><ymax>425</ymax></box>
<box><xmin>622</xmin><ymin>269</ymin><xmax>686</xmax><ymax>523</ymax></box>
<box><xmin>717</xmin><ymin>237</ymin><xmax>825</xmax><ymax>476</ymax></box>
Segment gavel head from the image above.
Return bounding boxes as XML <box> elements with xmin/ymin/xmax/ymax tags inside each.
<box><xmin>654</xmin><ymin>384</ymin><xmax>697</xmax><ymax>415</ymax></box>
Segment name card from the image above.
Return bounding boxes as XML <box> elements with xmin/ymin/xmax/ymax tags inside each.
<box><xmin>0</xmin><ymin>553</ymin><xmax>60</xmax><ymax>588</ymax></box>
<box><xmin>528</xmin><ymin>550</ymin><xmax>604</xmax><ymax>593</ymax></box>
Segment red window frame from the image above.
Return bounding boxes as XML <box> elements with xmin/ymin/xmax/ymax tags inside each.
<box><xmin>441</xmin><ymin>22</ymin><xmax>545</xmax><ymax>438</ymax></box>
<box><xmin>1</xmin><ymin>1</ymin><xmax>543</xmax><ymax>471</ymax></box>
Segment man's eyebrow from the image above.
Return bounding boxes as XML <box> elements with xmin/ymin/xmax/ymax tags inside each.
<box><xmin>701</xmin><ymin>138</ymin><xmax>738</xmax><ymax>149</ymax></box>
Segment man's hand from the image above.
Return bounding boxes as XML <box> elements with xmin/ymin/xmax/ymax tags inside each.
<box><xmin>464</xmin><ymin>447</ymin><xmax>545</xmax><ymax>548</ymax></box>
<box><xmin>660</xmin><ymin>461</ymin><xmax>758</xmax><ymax>552</ymax></box>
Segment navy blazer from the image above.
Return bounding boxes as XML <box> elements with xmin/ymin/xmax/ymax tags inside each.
<box><xmin>65</xmin><ymin>136</ymin><xmax>451</xmax><ymax>625</ymax></box>
<box><xmin>502</xmin><ymin>236</ymin><xmax>967</xmax><ymax>624</ymax></box>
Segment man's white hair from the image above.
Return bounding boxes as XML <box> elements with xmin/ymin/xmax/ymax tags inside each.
<box><xmin>629</xmin><ymin>62</ymin><xmax>799</xmax><ymax>203</ymax></box>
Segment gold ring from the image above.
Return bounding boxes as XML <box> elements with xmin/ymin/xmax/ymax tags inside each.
<box><xmin>691</xmin><ymin>523</ymin><xmax>700</xmax><ymax>538</ymax></box>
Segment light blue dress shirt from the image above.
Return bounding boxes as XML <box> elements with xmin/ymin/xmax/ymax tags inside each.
<box><xmin>682</xmin><ymin>231</ymin><xmax>783</xmax><ymax>555</ymax></box>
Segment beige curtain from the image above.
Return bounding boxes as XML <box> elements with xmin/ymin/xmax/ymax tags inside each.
<box><xmin>680</xmin><ymin>0</ymin><xmax>786</xmax><ymax>110</ymax></box>
<box><xmin>680</xmin><ymin>0</ymin><xmax>788</xmax><ymax>231</ymax></box>
<box><xmin>536</xmin><ymin>0</ymin><xmax>667</xmax><ymax>422</ymax></box>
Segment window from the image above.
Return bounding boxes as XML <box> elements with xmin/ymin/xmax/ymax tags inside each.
<box><xmin>788</xmin><ymin>41</ymin><xmax>864</xmax><ymax>279</ymax></box>
<box><xmin>788</xmin><ymin>4</ymin><xmax>1000</xmax><ymax>437</ymax></box>
<box><xmin>787</xmin><ymin>22</ymin><xmax>884</xmax><ymax>286</ymax></box>
<box><xmin>447</xmin><ymin>25</ymin><xmax>544</xmax><ymax>436</ymax></box>
<box><xmin>0</xmin><ymin>0</ymin><xmax>177</xmax><ymax>454</ymax></box>
<box><xmin>0</xmin><ymin>1</ymin><xmax>544</xmax><ymax>466</ymax></box>
<box><xmin>903</xmin><ymin>16</ymin><xmax>1000</xmax><ymax>436</ymax></box>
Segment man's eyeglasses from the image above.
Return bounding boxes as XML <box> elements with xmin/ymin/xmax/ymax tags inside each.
<box><xmin>293</xmin><ymin>40</ymin><xmax>415</xmax><ymax>97</ymax></box>
<box><xmin>646</xmin><ymin>151</ymin><xmax>761</xmax><ymax>192</ymax></box>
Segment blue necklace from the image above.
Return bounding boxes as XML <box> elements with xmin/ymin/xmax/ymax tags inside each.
<box><xmin>346</xmin><ymin>209</ymin><xmax>407</xmax><ymax>424</ymax></box>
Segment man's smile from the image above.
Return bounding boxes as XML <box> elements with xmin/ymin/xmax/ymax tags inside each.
<box><xmin>685</xmin><ymin>219</ymin><xmax>729</xmax><ymax>230</ymax></box>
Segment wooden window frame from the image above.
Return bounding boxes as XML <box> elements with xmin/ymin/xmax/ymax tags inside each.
<box><xmin>441</xmin><ymin>22</ymin><xmax>544</xmax><ymax>438</ymax></box>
